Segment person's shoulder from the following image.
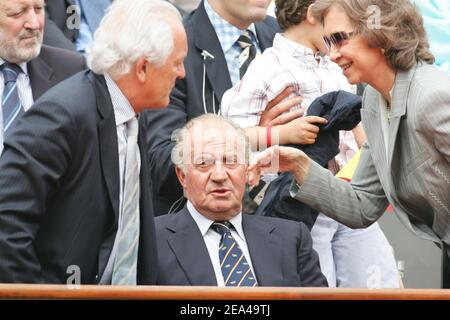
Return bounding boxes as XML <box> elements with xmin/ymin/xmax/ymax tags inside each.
<box><xmin>155</xmin><ymin>212</ymin><xmax>181</xmax><ymax>230</ymax></box>
<box><xmin>182</xmin><ymin>5</ymin><xmax>204</xmax><ymax>36</ymax></box>
<box><xmin>245</xmin><ymin>214</ymin><xmax>307</xmax><ymax>235</ymax></box>
<box><xmin>409</xmin><ymin>63</ymin><xmax>450</xmax><ymax>123</ymax></box>
<box><xmin>182</xmin><ymin>7</ymin><xmax>197</xmax><ymax>28</ymax></box>
<box><xmin>38</xmin><ymin>44</ymin><xmax>85</xmax><ymax>66</ymax></box>
<box><xmin>33</xmin><ymin>70</ymin><xmax>95</xmax><ymax>113</ymax></box>
<box><xmin>413</xmin><ymin>62</ymin><xmax>450</xmax><ymax>91</ymax></box>
<box><xmin>155</xmin><ymin>213</ymin><xmax>174</xmax><ymax>224</ymax></box>
<box><xmin>257</xmin><ymin>15</ymin><xmax>281</xmax><ymax>34</ymax></box>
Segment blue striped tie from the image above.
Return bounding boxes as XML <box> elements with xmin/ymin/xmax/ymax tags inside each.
<box><xmin>211</xmin><ymin>221</ymin><xmax>258</xmax><ymax>287</ymax></box>
<box><xmin>1</xmin><ymin>63</ymin><xmax>24</xmax><ymax>138</ymax></box>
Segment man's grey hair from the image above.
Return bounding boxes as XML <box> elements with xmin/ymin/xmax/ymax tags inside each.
<box><xmin>86</xmin><ymin>0</ymin><xmax>182</xmax><ymax>78</ymax></box>
<box><xmin>172</xmin><ymin>114</ymin><xmax>251</xmax><ymax>173</ymax></box>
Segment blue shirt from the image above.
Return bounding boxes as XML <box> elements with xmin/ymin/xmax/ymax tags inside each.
<box><xmin>74</xmin><ymin>0</ymin><xmax>94</xmax><ymax>53</ymax></box>
<box><xmin>204</xmin><ymin>0</ymin><xmax>261</xmax><ymax>86</ymax></box>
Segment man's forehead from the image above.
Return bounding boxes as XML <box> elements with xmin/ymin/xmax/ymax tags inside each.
<box><xmin>187</xmin><ymin>123</ymin><xmax>244</xmax><ymax>154</ymax></box>
<box><xmin>189</xmin><ymin>122</ymin><xmax>240</xmax><ymax>141</ymax></box>
<box><xmin>1</xmin><ymin>0</ymin><xmax>43</xmax><ymax>10</ymax></box>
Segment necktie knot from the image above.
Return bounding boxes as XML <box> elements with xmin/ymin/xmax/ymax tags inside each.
<box><xmin>211</xmin><ymin>221</ymin><xmax>233</xmax><ymax>236</ymax></box>
<box><xmin>236</xmin><ymin>30</ymin><xmax>253</xmax><ymax>49</ymax></box>
<box><xmin>127</xmin><ymin>117</ymin><xmax>139</xmax><ymax>140</ymax></box>
<box><xmin>1</xmin><ymin>63</ymin><xmax>22</xmax><ymax>84</ymax></box>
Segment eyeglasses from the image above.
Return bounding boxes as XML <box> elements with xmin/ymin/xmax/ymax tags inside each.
<box><xmin>323</xmin><ymin>31</ymin><xmax>354</xmax><ymax>51</ymax></box>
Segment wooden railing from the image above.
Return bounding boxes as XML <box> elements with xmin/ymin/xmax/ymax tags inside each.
<box><xmin>1</xmin><ymin>284</ymin><xmax>450</xmax><ymax>300</ymax></box>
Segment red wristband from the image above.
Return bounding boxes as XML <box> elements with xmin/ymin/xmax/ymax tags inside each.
<box><xmin>266</xmin><ymin>126</ymin><xmax>272</xmax><ymax>148</ymax></box>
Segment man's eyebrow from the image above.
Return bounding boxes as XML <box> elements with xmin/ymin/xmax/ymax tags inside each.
<box><xmin>3</xmin><ymin>4</ymin><xmax>26</xmax><ymax>14</ymax></box>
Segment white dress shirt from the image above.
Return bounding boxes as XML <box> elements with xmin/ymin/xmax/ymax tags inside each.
<box><xmin>221</xmin><ymin>33</ymin><xmax>359</xmax><ymax>173</ymax></box>
<box><xmin>204</xmin><ymin>0</ymin><xmax>261</xmax><ymax>87</ymax></box>
<box><xmin>186</xmin><ymin>201</ymin><xmax>257</xmax><ymax>287</ymax></box>
<box><xmin>0</xmin><ymin>58</ymin><xmax>34</xmax><ymax>154</ymax></box>
<box><xmin>99</xmin><ymin>74</ymin><xmax>141</xmax><ymax>284</ymax></box>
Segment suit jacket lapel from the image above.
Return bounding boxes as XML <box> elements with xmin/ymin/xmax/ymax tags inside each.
<box><xmin>361</xmin><ymin>93</ymin><xmax>391</xmax><ymax>194</ymax></box>
<box><xmin>166</xmin><ymin>208</ymin><xmax>217</xmax><ymax>285</ymax></box>
<box><xmin>136</xmin><ymin>124</ymin><xmax>157</xmax><ymax>284</ymax></box>
<box><xmin>92</xmin><ymin>73</ymin><xmax>120</xmax><ymax>223</ymax></box>
<box><xmin>193</xmin><ymin>3</ymin><xmax>232</xmax><ymax>104</ymax></box>
<box><xmin>28</xmin><ymin>56</ymin><xmax>54</xmax><ymax>101</ymax></box>
<box><xmin>242</xmin><ymin>215</ymin><xmax>283</xmax><ymax>286</ymax></box>
<box><xmin>387</xmin><ymin>65</ymin><xmax>417</xmax><ymax>168</ymax></box>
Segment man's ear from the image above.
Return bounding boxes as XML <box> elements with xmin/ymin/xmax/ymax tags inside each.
<box><xmin>135</xmin><ymin>57</ymin><xmax>148</xmax><ymax>82</ymax></box>
<box><xmin>175</xmin><ymin>166</ymin><xmax>187</xmax><ymax>188</ymax></box>
<box><xmin>306</xmin><ymin>3</ymin><xmax>317</xmax><ymax>25</ymax></box>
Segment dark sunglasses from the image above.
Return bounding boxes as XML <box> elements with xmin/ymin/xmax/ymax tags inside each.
<box><xmin>323</xmin><ymin>31</ymin><xmax>354</xmax><ymax>51</ymax></box>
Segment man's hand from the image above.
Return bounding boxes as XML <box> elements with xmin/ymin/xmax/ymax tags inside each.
<box><xmin>259</xmin><ymin>87</ymin><xmax>303</xmax><ymax>126</ymax></box>
<box><xmin>279</xmin><ymin>116</ymin><xmax>328</xmax><ymax>145</ymax></box>
<box><xmin>247</xmin><ymin>145</ymin><xmax>311</xmax><ymax>187</ymax></box>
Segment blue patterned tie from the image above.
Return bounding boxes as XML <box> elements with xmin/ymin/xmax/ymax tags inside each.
<box><xmin>236</xmin><ymin>30</ymin><xmax>257</xmax><ymax>79</ymax></box>
<box><xmin>112</xmin><ymin>117</ymin><xmax>140</xmax><ymax>285</ymax></box>
<box><xmin>211</xmin><ymin>221</ymin><xmax>258</xmax><ymax>287</ymax></box>
<box><xmin>1</xmin><ymin>63</ymin><xmax>24</xmax><ymax>138</ymax></box>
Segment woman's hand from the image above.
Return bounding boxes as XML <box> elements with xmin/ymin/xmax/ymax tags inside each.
<box><xmin>247</xmin><ymin>145</ymin><xmax>311</xmax><ymax>187</ymax></box>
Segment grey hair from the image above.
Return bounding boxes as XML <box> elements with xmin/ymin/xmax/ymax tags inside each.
<box><xmin>171</xmin><ymin>114</ymin><xmax>251</xmax><ymax>173</ymax></box>
<box><xmin>86</xmin><ymin>0</ymin><xmax>182</xmax><ymax>78</ymax></box>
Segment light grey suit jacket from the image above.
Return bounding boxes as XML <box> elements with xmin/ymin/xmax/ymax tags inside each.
<box><xmin>292</xmin><ymin>62</ymin><xmax>450</xmax><ymax>248</ymax></box>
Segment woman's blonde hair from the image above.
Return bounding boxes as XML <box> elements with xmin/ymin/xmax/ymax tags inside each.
<box><xmin>311</xmin><ymin>0</ymin><xmax>435</xmax><ymax>70</ymax></box>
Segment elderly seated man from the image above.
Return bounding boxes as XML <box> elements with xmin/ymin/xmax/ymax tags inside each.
<box><xmin>155</xmin><ymin>114</ymin><xmax>327</xmax><ymax>287</ymax></box>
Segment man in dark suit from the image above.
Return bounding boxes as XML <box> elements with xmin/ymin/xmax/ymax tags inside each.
<box><xmin>141</xmin><ymin>0</ymin><xmax>281</xmax><ymax>214</ymax></box>
<box><xmin>0</xmin><ymin>0</ymin><xmax>187</xmax><ymax>284</ymax></box>
<box><xmin>0</xmin><ymin>0</ymin><xmax>85</xmax><ymax>152</ymax></box>
<box><xmin>156</xmin><ymin>114</ymin><xmax>327</xmax><ymax>287</ymax></box>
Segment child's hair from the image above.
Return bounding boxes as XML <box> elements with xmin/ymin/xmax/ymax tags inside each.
<box><xmin>275</xmin><ymin>0</ymin><xmax>315</xmax><ymax>31</ymax></box>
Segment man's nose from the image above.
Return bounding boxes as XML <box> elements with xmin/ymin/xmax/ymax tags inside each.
<box><xmin>178</xmin><ymin>63</ymin><xmax>186</xmax><ymax>79</ymax></box>
<box><xmin>210</xmin><ymin>162</ymin><xmax>227</xmax><ymax>182</ymax></box>
<box><xmin>24</xmin><ymin>10</ymin><xmax>42</xmax><ymax>30</ymax></box>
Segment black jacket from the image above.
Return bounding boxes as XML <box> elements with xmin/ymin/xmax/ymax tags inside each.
<box><xmin>0</xmin><ymin>72</ymin><xmax>157</xmax><ymax>284</ymax></box>
<box><xmin>155</xmin><ymin>206</ymin><xmax>327</xmax><ymax>287</ymax></box>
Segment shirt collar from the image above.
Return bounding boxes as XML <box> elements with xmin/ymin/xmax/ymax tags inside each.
<box><xmin>0</xmin><ymin>57</ymin><xmax>29</xmax><ymax>76</ymax></box>
<box><xmin>204</xmin><ymin>0</ymin><xmax>258</xmax><ymax>53</ymax></box>
<box><xmin>187</xmin><ymin>201</ymin><xmax>245</xmax><ymax>240</ymax></box>
<box><xmin>104</xmin><ymin>73</ymin><xmax>136</xmax><ymax>126</ymax></box>
<box><xmin>273</xmin><ymin>33</ymin><xmax>331</xmax><ymax>65</ymax></box>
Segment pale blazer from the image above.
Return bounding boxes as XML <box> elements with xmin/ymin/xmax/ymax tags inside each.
<box><xmin>293</xmin><ymin>61</ymin><xmax>450</xmax><ymax>247</ymax></box>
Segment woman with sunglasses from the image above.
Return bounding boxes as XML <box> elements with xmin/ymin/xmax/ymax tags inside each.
<box><xmin>248</xmin><ymin>0</ymin><xmax>450</xmax><ymax>286</ymax></box>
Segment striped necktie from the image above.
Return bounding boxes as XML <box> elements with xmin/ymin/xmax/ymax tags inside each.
<box><xmin>112</xmin><ymin>117</ymin><xmax>140</xmax><ymax>285</ymax></box>
<box><xmin>211</xmin><ymin>221</ymin><xmax>258</xmax><ymax>287</ymax></box>
<box><xmin>236</xmin><ymin>30</ymin><xmax>257</xmax><ymax>79</ymax></box>
<box><xmin>1</xmin><ymin>63</ymin><xmax>24</xmax><ymax>138</ymax></box>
